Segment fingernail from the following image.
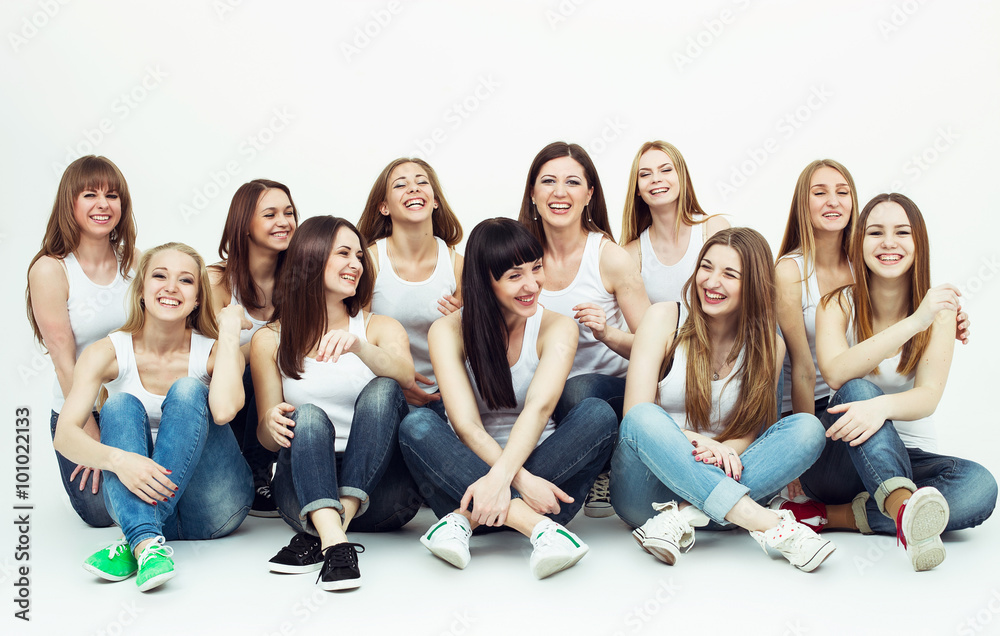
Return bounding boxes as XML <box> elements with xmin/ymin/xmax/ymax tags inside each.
<box><xmin>692</xmin><ymin>450</ymin><xmax>697</xmax><ymax>455</ymax></box>
<box><xmin>163</xmin><ymin>497</ymin><xmax>169</xmax><ymax>502</ymax></box>
<box><xmin>165</xmin><ymin>469</ymin><xmax>173</xmax><ymax>474</ymax></box>
<box><xmin>152</xmin><ymin>501</ymin><xmax>157</xmax><ymax>506</ymax></box>
<box><xmin>727</xmin><ymin>472</ymin><xmax>732</xmax><ymax>478</ymax></box>
<box><xmin>171</xmin><ymin>493</ymin><xmax>176</xmax><ymax>498</ymax></box>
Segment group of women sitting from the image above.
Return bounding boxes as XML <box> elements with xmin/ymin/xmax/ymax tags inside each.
<box><xmin>27</xmin><ymin>142</ymin><xmax>996</xmax><ymax>593</ymax></box>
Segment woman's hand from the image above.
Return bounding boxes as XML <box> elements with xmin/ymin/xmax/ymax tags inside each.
<box><xmin>514</xmin><ymin>472</ymin><xmax>573</xmax><ymax>516</ymax></box>
<box><xmin>68</xmin><ymin>414</ymin><xmax>103</xmax><ymax>494</ymax></box>
<box><xmin>825</xmin><ymin>399</ymin><xmax>887</xmax><ymax>446</ymax></box>
<box><xmin>785</xmin><ymin>478</ymin><xmax>805</xmax><ymax>500</ymax></box>
<box><xmin>316</xmin><ymin>329</ymin><xmax>361</xmax><ymax>363</ymax></box>
<box><xmin>572</xmin><ymin>302</ymin><xmax>608</xmax><ymax>341</ymax></box>
<box><xmin>956</xmin><ymin>308</ymin><xmax>971</xmax><ymax>345</ymax></box>
<box><xmin>218</xmin><ymin>303</ymin><xmax>253</xmax><ymax>334</ymax></box>
<box><xmin>265</xmin><ymin>403</ymin><xmax>296</xmax><ymax>448</ymax></box>
<box><xmin>691</xmin><ymin>437</ymin><xmax>744</xmax><ymax>481</ymax></box>
<box><xmin>912</xmin><ymin>284</ymin><xmax>961</xmax><ymax>331</ymax></box>
<box><xmin>437</xmin><ymin>293</ymin><xmax>463</xmax><ymax>316</ymax></box>
<box><xmin>403</xmin><ymin>373</ymin><xmax>442</xmax><ymax>407</ymax></box>
<box><xmin>460</xmin><ymin>468</ymin><xmax>513</xmax><ymax>527</ymax></box>
<box><xmin>107</xmin><ymin>450</ymin><xmax>177</xmax><ymax>504</ymax></box>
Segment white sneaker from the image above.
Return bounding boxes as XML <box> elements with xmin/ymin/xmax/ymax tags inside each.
<box><xmin>750</xmin><ymin>509</ymin><xmax>836</xmax><ymax>572</ymax></box>
<box><xmin>420</xmin><ymin>513</ymin><xmax>472</xmax><ymax>569</ymax></box>
<box><xmin>529</xmin><ymin>520</ymin><xmax>589</xmax><ymax>579</ymax></box>
<box><xmin>632</xmin><ymin>501</ymin><xmax>696</xmax><ymax>565</ymax></box>
<box><xmin>896</xmin><ymin>487</ymin><xmax>949</xmax><ymax>572</ymax></box>
<box><xmin>584</xmin><ymin>472</ymin><xmax>615</xmax><ymax>518</ymax></box>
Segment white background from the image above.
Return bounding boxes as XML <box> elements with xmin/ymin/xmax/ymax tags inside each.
<box><xmin>2</xmin><ymin>1</ymin><xmax>999</xmax><ymax>634</ymax></box>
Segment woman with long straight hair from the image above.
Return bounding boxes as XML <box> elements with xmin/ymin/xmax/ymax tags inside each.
<box><xmin>611</xmin><ymin>228</ymin><xmax>834</xmax><ymax>571</ymax></box>
<box><xmin>358</xmin><ymin>158</ymin><xmax>463</xmax><ymax>417</ymax></box>
<box><xmin>796</xmin><ymin>193</ymin><xmax>996</xmax><ymax>571</ymax></box>
<box><xmin>252</xmin><ymin>216</ymin><xmax>419</xmax><ymax>591</ymax></box>
<box><xmin>399</xmin><ymin>218</ymin><xmax>617</xmax><ymax>578</ymax></box>
<box><xmin>27</xmin><ymin>155</ymin><xmax>138</xmax><ymax>528</ymax></box>
<box><xmin>54</xmin><ymin>243</ymin><xmax>252</xmax><ymax>591</ymax></box>
<box><xmin>210</xmin><ymin>178</ymin><xmax>298</xmax><ymax>517</ymax></box>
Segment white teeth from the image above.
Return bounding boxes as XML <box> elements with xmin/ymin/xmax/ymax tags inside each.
<box><xmin>549</xmin><ymin>203</ymin><xmax>570</xmax><ymax>210</ymax></box>
<box><xmin>823</xmin><ymin>212</ymin><xmax>840</xmax><ymax>217</ymax></box>
<box><xmin>516</xmin><ymin>295</ymin><xmax>533</xmax><ymax>303</ymax></box>
<box><xmin>405</xmin><ymin>199</ymin><xmax>424</xmax><ymax>208</ymax></box>
<box><xmin>341</xmin><ymin>274</ymin><xmax>356</xmax><ymax>281</ymax></box>
<box><xmin>272</xmin><ymin>231</ymin><xmax>288</xmax><ymax>237</ymax></box>
<box><xmin>159</xmin><ymin>298</ymin><xmax>180</xmax><ymax>307</ymax></box>
<box><xmin>650</xmin><ymin>188</ymin><xmax>668</xmax><ymax>195</ymax></box>
<box><xmin>92</xmin><ymin>215</ymin><xmax>110</xmax><ymax>221</ymax></box>
<box><xmin>878</xmin><ymin>255</ymin><xmax>901</xmax><ymax>262</ymax></box>
<box><xmin>705</xmin><ymin>290</ymin><xmax>725</xmax><ymax>300</ymax></box>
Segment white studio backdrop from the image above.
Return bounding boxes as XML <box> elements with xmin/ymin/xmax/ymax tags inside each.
<box><xmin>1</xmin><ymin>1</ymin><xmax>998</xmax><ymax>633</ymax></box>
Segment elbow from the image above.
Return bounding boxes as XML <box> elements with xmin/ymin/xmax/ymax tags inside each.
<box><xmin>210</xmin><ymin>398</ymin><xmax>244</xmax><ymax>427</ymax></box>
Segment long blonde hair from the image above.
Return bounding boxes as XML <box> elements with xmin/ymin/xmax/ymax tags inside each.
<box><xmin>620</xmin><ymin>141</ymin><xmax>707</xmax><ymax>245</ymax></box>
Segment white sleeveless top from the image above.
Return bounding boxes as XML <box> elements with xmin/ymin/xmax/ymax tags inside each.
<box><xmin>464</xmin><ymin>307</ymin><xmax>555</xmax><ymax>448</ymax></box>
<box><xmin>371</xmin><ymin>237</ymin><xmax>457</xmax><ymax>396</ymax></box>
<box><xmin>639</xmin><ymin>220</ymin><xmax>704</xmax><ymax>304</ymax></box>
<box><xmin>52</xmin><ymin>253</ymin><xmax>131</xmax><ymax>411</ymax></box>
<box><xmin>656</xmin><ymin>342</ymin><xmax>745</xmax><ymax>439</ymax></box>
<box><xmin>539</xmin><ymin>232</ymin><xmax>628</xmax><ymax>379</ymax></box>
<box><xmin>230</xmin><ymin>291</ymin><xmax>268</xmax><ymax>348</ymax></box>
<box><xmin>779</xmin><ymin>253</ymin><xmax>832</xmax><ymax>413</ymax></box>
<box><xmin>280</xmin><ymin>312</ymin><xmax>376</xmax><ymax>453</ymax></box>
<box><xmin>103</xmin><ymin>330</ymin><xmax>214</xmax><ymax>433</ymax></box>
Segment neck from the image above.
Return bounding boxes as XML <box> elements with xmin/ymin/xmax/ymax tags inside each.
<box><xmin>501</xmin><ymin>310</ymin><xmax>528</xmax><ymax>349</ymax></box>
<box><xmin>706</xmin><ymin>312</ymin><xmax>739</xmax><ymax>348</ymax></box>
<box><xmin>74</xmin><ymin>234</ymin><xmax>115</xmax><ymax>263</ymax></box>
<box><xmin>648</xmin><ymin>204</ymin><xmax>681</xmax><ymax>241</ymax></box>
<box><xmin>543</xmin><ymin>224</ymin><xmax>588</xmax><ymax>258</ymax></box>
<box><xmin>868</xmin><ymin>274</ymin><xmax>909</xmax><ymax>323</ymax></box>
<box><xmin>324</xmin><ymin>294</ymin><xmax>351</xmax><ymax>331</ymax></box>
<box><xmin>812</xmin><ymin>229</ymin><xmax>847</xmax><ymax>268</ymax></box>
<box><xmin>246</xmin><ymin>243</ymin><xmax>281</xmax><ymax>283</ymax></box>
<box><xmin>386</xmin><ymin>221</ymin><xmax>437</xmax><ymax>260</ymax></box>
<box><xmin>135</xmin><ymin>317</ymin><xmax>189</xmax><ymax>355</ymax></box>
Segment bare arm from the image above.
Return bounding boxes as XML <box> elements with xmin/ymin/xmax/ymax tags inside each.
<box><xmin>578</xmin><ymin>240</ymin><xmax>650</xmax><ymax>359</ymax></box>
<box><xmin>251</xmin><ymin>327</ymin><xmax>294</xmax><ymax>452</ymax></box>
<box><xmin>623</xmin><ymin>302</ymin><xmax>680</xmax><ymax>415</ymax></box>
<box><xmin>775</xmin><ymin>258</ymin><xmax>817</xmax><ymax>413</ymax></box>
<box><xmin>206</xmin><ymin>304</ymin><xmax>249</xmax><ymax>425</ymax></box>
<box><xmin>361</xmin><ymin>314</ymin><xmax>416</xmax><ymax>388</ymax></box>
<box><xmin>52</xmin><ymin>339</ymin><xmax>119</xmax><ymax>469</ymax></box>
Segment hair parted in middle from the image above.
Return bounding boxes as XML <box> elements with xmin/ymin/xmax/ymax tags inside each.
<box><xmin>118</xmin><ymin>242</ymin><xmax>219</xmax><ymax>339</ymax></box>
<box><xmin>271</xmin><ymin>215</ymin><xmax>374</xmax><ymax>380</ymax></box>
<box><xmin>517</xmin><ymin>141</ymin><xmax>614</xmax><ymax>245</ymax></box>
<box><xmin>620</xmin><ymin>140</ymin><xmax>707</xmax><ymax>245</ymax></box>
<box><xmin>462</xmin><ymin>217</ymin><xmax>545</xmax><ymax>411</ymax></box>
<box><xmin>357</xmin><ymin>157</ymin><xmax>463</xmax><ymax>247</ymax></box>
<box><xmin>661</xmin><ymin>227</ymin><xmax>778</xmax><ymax>441</ymax></box>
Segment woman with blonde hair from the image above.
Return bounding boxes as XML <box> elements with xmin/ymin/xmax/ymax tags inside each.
<box><xmin>54</xmin><ymin>243</ymin><xmax>252</xmax><ymax>591</ymax></box>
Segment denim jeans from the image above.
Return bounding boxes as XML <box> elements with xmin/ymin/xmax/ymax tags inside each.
<box><xmin>229</xmin><ymin>365</ymin><xmax>278</xmax><ymax>484</ymax></box>
<box><xmin>555</xmin><ymin>373</ymin><xmax>625</xmax><ymax>423</ymax></box>
<box><xmin>100</xmin><ymin>377</ymin><xmax>253</xmax><ymax>552</ymax></box>
<box><xmin>800</xmin><ymin>379</ymin><xmax>998</xmax><ymax>534</ymax></box>
<box><xmin>611</xmin><ymin>402</ymin><xmax>825</xmax><ymax>529</ymax></box>
<box><xmin>398</xmin><ymin>397</ymin><xmax>617</xmax><ymax>526</ymax></box>
<box><xmin>271</xmin><ymin>377</ymin><xmax>421</xmax><ymax>534</ymax></box>
<box><xmin>49</xmin><ymin>410</ymin><xmax>114</xmax><ymax>527</ymax></box>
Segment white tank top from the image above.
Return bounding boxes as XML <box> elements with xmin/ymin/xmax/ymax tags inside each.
<box><xmin>371</xmin><ymin>237</ymin><xmax>457</xmax><ymax>396</ymax></box>
<box><xmin>464</xmin><ymin>307</ymin><xmax>555</xmax><ymax>448</ymax></box>
<box><xmin>103</xmin><ymin>330</ymin><xmax>214</xmax><ymax>432</ymax></box>
<box><xmin>280</xmin><ymin>312</ymin><xmax>376</xmax><ymax>453</ymax></box>
<box><xmin>52</xmin><ymin>253</ymin><xmax>131</xmax><ymax>411</ymax></box>
<box><xmin>779</xmin><ymin>253</ymin><xmax>831</xmax><ymax>413</ymax></box>
<box><xmin>656</xmin><ymin>342</ymin><xmax>745</xmax><ymax>439</ymax></box>
<box><xmin>229</xmin><ymin>291</ymin><xmax>268</xmax><ymax>348</ymax></box>
<box><xmin>539</xmin><ymin>232</ymin><xmax>628</xmax><ymax>379</ymax></box>
<box><xmin>639</xmin><ymin>220</ymin><xmax>704</xmax><ymax>304</ymax></box>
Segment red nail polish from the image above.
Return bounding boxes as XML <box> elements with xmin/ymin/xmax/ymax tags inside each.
<box><xmin>171</xmin><ymin>493</ymin><xmax>176</xmax><ymax>498</ymax></box>
<box><xmin>152</xmin><ymin>501</ymin><xmax>157</xmax><ymax>506</ymax></box>
<box><xmin>165</xmin><ymin>470</ymin><xmax>173</xmax><ymax>474</ymax></box>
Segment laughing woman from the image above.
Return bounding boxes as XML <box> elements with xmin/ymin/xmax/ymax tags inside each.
<box><xmin>400</xmin><ymin>218</ymin><xmax>617</xmax><ymax>578</ymax></box>
<box><xmin>611</xmin><ymin>228</ymin><xmax>835</xmax><ymax>571</ymax></box>
<box><xmin>54</xmin><ymin>243</ymin><xmax>253</xmax><ymax>592</ymax></box>
<box><xmin>252</xmin><ymin>216</ymin><xmax>419</xmax><ymax>591</ymax></box>
<box><xmin>800</xmin><ymin>193</ymin><xmax>996</xmax><ymax>571</ymax></box>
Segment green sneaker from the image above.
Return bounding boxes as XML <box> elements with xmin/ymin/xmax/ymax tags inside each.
<box><xmin>83</xmin><ymin>536</ymin><xmax>138</xmax><ymax>581</ymax></box>
<box><xmin>135</xmin><ymin>536</ymin><xmax>176</xmax><ymax>592</ymax></box>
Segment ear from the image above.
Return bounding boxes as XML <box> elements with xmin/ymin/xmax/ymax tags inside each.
<box><xmin>586</xmin><ymin>187</ymin><xmax>594</xmax><ymax>205</ymax></box>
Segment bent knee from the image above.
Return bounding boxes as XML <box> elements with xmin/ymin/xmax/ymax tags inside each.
<box><xmin>399</xmin><ymin>410</ymin><xmax>446</xmax><ymax>446</ymax></box>
<box><xmin>834</xmin><ymin>378</ymin><xmax>884</xmax><ymax>404</ymax></box>
<box><xmin>166</xmin><ymin>376</ymin><xmax>209</xmax><ymax>402</ymax></box>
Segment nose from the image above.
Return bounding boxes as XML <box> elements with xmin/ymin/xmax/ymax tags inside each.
<box><xmin>96</xmin><ymin>193</ymin><xmax>109</xmax><ymax>208</ymax></box>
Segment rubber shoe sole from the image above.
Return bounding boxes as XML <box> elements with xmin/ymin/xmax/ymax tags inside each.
<box><xmin>83</xmin><ymin>562</ymin><xmax>136</xmax><ymax>582</ymax></box>
<box><xmin>530</xmin><ymin>544</ymin><xmax>589</xmax><ymax>579</ymax></box>
<box><xmin>632</xmin><ymin>527</ymin><xmax>678</xmax><ymax>565</ymax></box>
<box><xmin>318</xmin><ymin>574</ymin><xmax>362</xmax><ymax>591</ymax></box>
<box><xmin>901</xmin><ymin>488</ymin><xmax>949</xmax><ymax>572</ymax></box>
<box><xmin>795</xmin><ymin>539</ymin><xmax>836</xmax><ymax>573</ymax></box>
<box><xmin>137</xmin><ymin>569</ymin><xmax>176</xmax><ymax>592</ymax></box>
<box><xmin>420</xmin><ymin>534</ymin><xmax>470</xmax><ymax>570</ymax></box>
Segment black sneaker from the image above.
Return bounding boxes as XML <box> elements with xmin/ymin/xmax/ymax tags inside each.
<box><xmin>249</xmin><ymin>482</ymin><xmax>279</xmax><ymax>518</ymax></box>
<box><xmin>268</xmin><ymin>532</ymin><xmax>322</xmax><ymax>574</ymax></box>
<box><xmin>316</xmin><ymin>542</ymin><xmax>365</xmax><ymax>591</ymax></box>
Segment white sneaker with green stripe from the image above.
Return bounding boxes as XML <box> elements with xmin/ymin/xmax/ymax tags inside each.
<box><xmin>529</xmin><ymin>520</ymin><xmax>589</xmax><ymax>579</ymax></box>
<box><xmin>420</xmin><ymin>513</ymin><xmax>472</xmax><ymax>569</ymax></box>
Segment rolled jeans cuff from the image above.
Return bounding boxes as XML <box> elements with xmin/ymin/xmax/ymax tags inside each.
<box><xmin>300</xmin><ymin>497</ymin><xmax>343</xmax><ymax>533</ymax></box>
<box><xmin>702</xmin><ymin>477</ymin><xmax>751</xmax><ymax>525</ymax></box>
<box><xmin>852</xmin><ymin>492</ymin><xmax>875</xmax><ymax>534</ymax></box>
<box><xmin>874</xmin><ymin>476</ymin><xmax>916</xmax><ymax>518</ymax></box>
<box><xmin>338</xmin><ymin>487</ymin><xmax>370</xmax><ymax>517</ymax></box>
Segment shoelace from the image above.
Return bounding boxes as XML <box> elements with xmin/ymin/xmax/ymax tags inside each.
<box><xmin>256</xmin><ymin>485</ymin><xmax>272</xmax><ymax>497</ymax></box>
<box><xmin>282</xmin><ymin>532</ymin><xmax>319</xmax><ymax>556</ymax></box>
<box><xmin>649</xmin><ymin>506</ymin><xmax>695</xmax><ymax>552</ymax></box>
<box><xmin>895</xmin><ymin>504</ymin><xmax>908</xmax><ymax>548</ymax></box>
<box><xmin>318</xmin><ymin>543</ymin><xmax>366</xmax><ymax>578</ymax></box>
<box><xmin>138</xmin><ymin>538</ymin><xmax>174</xmax><ymax>567</ymax></box>
<box><xmin>436</xmin><ymin>517</ymin><xmax>472</xmax><ymax>541</ymax></box>
<box><xmin>105</xmin><ymin>537</ymin><xmax>130</xmax><ymax>559</ymax></box>
<box><xmin>588</xmin><ymin>474</ymin><xmax>611</xmax><ymax>503</ymax></box>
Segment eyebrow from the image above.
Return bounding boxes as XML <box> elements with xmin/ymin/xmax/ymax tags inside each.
<box><xmin>540</xmin><ymin>173</ymin><xmax>583</xmax><ymax>180</ymax></box>
<box><xmin>866</xmin><ymin>223</ymin><xmax>911</xmax><ymax>229</ymax></box>
<box><xmin>393</xmin><ymin>174</ymin><xmax>427</xmax><ymax>181</ymax></box>
<box><xmin>152</xmin><ymin>267</ymin><xmax>196</xmax><ymax>276</ymax></box>
<box><xmin>643</xmin><ymin>162</ymin><xmax>673</xmax><ymax>171</ymax></box>
<box><xmin>261</xmin><ymin>205</ymin><xmax>293</xmax><ymax>213</ymax></box>
<box><xmin>811</xmin><ymin>183</ymin><xmax>849</xmax><ymax>188</ymax></box>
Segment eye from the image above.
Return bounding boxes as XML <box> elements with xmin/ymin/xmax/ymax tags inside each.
<box><xmin>417</xmin><ymin>179</ymin><xmax>429</xmax><ymax>186</ymax></box>
<box><xmin>837</xmin><ymin>190</ymin><xmax>849</xmax><ymax>196</ymax></box>
<box><xmin>638</xmin><ymin>171</ymin><xmax>650</xmax><ymax>178</ymax></box>
<box><xmin>532</xmin><ymin>263</ymin><xmax>543</xmax><ymax>272</ymax></box>
<box><xmin>264</xmin><ymin>212</ymin><xmax>275</xmax><ymax>218</ymax></box>
<box><xmin>106</xmin><ymin>193</ymin><xmax>119</xmax><ymax>199</ymax></box>
<box><xmin>393</xmin><ymin>182</ymin><xmax>405</xmax><ymax>189</ymax></box>
<box><xmin>812</xmin><ymin>190</ymin><xmax>826</xmax><ymax>196</ymax></box>
<box><xmin>181</xmin><ymin>277</ymin><xmax>195</xmax><ymax>285</ymax></box>
<box><xmin>540</xmin><ymin>177</ymin><xmax>555</xmax><ymax>185</ymax></box>
<box><xmin>152</xmin><ymin>272</ymin><xmax>165</xmax><ymax>279</ymax></box>
<box><xmin>567</xmin><ymin>178</ymin><xmax>582</xmax><ymax>186</ymax></box>
<box><xmin>662</xmin><ymin>167</ymin><xmax>673</xmax><ymax>173</ymax></box>
<box><xmin>699</xmin><ymin>262</ymin><xmax>711</xmax><ymax>271</ymax></box>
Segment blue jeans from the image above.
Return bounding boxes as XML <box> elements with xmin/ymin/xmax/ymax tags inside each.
<box><xmin>398</xmin><ymin>397</ymin><xmax>618</xmax><ymax>526</ymax></box>
<box><xmin>100</xmin><ymin>378</ymin><xmax>253</xmax><ymax>552</ymax></box>
<box><xmin>271</xmin><ymin>377</ymin><xmax>421</xmax><ymax>534</ymax></box>
<box><xmin>555</xmin><ymin>373</ymin><xmax>625</xmax><ymax>423</ymax></box>
<box><xmin>800</xmin><ymin>379</ymin><xmax>997</xmax><ymax>534</ymax></box>
<box><xmin>611</xmin><ymin>402</ymin><xmax>825</xmax><ymax>529</ymax></box>
<box><xmin>50</xmin><ymin>410</ymin><xmax>114</xmax><ymax>527</ymax></box>
<box><xmin>229</xmin><ymin>365</ymin><xmax>278</xmax><ymax>484</ymax></box>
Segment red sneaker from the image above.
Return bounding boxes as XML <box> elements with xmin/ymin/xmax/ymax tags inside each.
<box><xmin>768</xmin><ymin>496</ymin><xmax>828</xmax><ymax>533</ymax></box>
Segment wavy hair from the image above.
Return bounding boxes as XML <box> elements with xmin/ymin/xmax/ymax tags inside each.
<box><xmin>620</xmin><ymin>141</ymin><xmax>707</xmax><ymax>245</ymax></box>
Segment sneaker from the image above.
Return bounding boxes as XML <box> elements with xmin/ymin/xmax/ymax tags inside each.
<box><xmin>584</xmin><ymin>472</ymin><xmax>615</xmax><ymax>518</ymax></box>
<box><xmin>768</xmin><ymin>495</ymin><xmax>828</xmax><ymax>533</ymax></box>
<box><xmin>268</xmin><ymin>532</ymin><xmax>323</xmax><ymax>574</ymax></box>
<box><xmin>316</xmin><ymin>542</ymin><xmax>364</xmax><ymax>591</ymax></box>
<box><xmin>249</xmin><ymin>479</ymin><xmax>279</xmax><ymax>518</ymax></box>
<box><xmin>529</xmin><ymin>520</ymin><xmax>589</xmax><ymax>579</ymax></box>
<box><xmin>895</xmin><ymin>487</ymin><xmax>949</xmax><ymax>572</ymax></box>
<box><xmin>420</xmin><ymin>513</ymin><xmax>472</xmax><ymax>569</ymax></box>
<box><xmin>135</xmin><ymin>536</ymin><xmax>176</xmax><ymax>592</ymax></box>
<box><xmin>750</xmin><ymin>509</ymin><xmax>835</xmax><ymax>572</ymax></box>
<box><xmin>83</xmin><ymin>536</ymin><xmax>138</xmax><ymax>582</ymax></box>
<box><xmin>632</xmin><ymin>501</ymin><xmax>696</xmax><ymax>565</ymax></box>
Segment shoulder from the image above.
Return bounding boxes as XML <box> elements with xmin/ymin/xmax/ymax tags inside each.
<box><xmin>775</xmin><ymin>257</ymin><xmax>804</xmax><ymax>286</ymax></box>
<box><xmin>28</xmin><ymin>254</ymin><xmax>68</xmax><ymax>286</ymax></box>
<box><xmin>598</xmin><ymin>238</ymin><xmax>640</xmax><ymax>279</ymax></box>
<box><xmin>365</xmin><ymin>312</ymin><xmax>405</xmax><ymax>337</ymax></box>
<box><xmin>79</xmin><ymin>336</ymin><xmax>120</xmax><ymax>381</ymax></box>
<box><xmin>539</xmin><ymin>309</ymin><xmax>577</xmax><ymax>340</ymax></box>
<box><xmin>430</xmin><ymin>311</ymin><xmax>462</xmax><ymax>338</ymax></box>
<box><xmin>251</xmin><ymin>323</ymin><xmax>279</xmax><ymax>350</ymax></box>
<box><xmin>644</xmin><ymin>301</ymin><xmax>680</xmax><ymax>328</ymax></box>
<box><xmin>622</xmin><ymin>238</ymin><xmax>640</xmax><ymax>263</ymax></box>
<box><xmin>703</xmin><ymin>214</ymin><xmax>730</xmax><ymax>236</ymax></box>
<box><xmin>208</xmin><ymin>263</ymin><xmax>231</xmax><ymax>302</ymax></box>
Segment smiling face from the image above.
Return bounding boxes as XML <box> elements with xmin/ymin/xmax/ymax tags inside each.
<box><xmin>323</xmin><ymin>227</ymin><xmax>365</xmax><ymax>298</ymax></box>
<box><xmin>248</xmin><ymin>188</ymin><xmax>296</xmax><ymax>252</ymax></box>
<box><xmin>808</xmin><ymin>166</ymin><xmax>852</xmax><ymax>234</ymax></box>
<box><xmin>695</xmin><ymin>244</ymin><xmax>742</xmax><ymax>318</ymax></box>
<box><xmin>142</xmin><ymin>249</ymin><xmax>200</xmax><ymax>322</ymax></box>
<box><xmin>863</xmin><ymin>201</ymin><xmax>915</xmax><ymax>278</ymax></box>
<box><xmin>530</xmin><ymin>156</ymin><xmax>593</xmax><ymax>230</ymax></box>
<box><xmin>491</xmin><ymin>258</ymin><xmax>544</xmax><ymax>320</ymax></box>
<box><xmin>381</xmin><ymin>161</ymin><xmax>438</xmax><ymax>223</ymax></box>
<box><xmin>72</xmin><ymin>185</ymin><xmax>122</xmax><ymax>240</ymax></box>
<box><xmin>636</xmin><ymin>148</ymin><xmax>680</xmax><ymax>209</ymax></box>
